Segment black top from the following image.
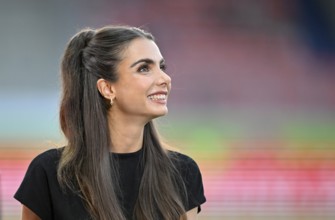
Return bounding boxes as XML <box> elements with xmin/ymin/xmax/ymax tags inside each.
<box><xmin>14</xmin><ymin>147</ymin><xmax>206</xmax><ymax>220</ymax></box>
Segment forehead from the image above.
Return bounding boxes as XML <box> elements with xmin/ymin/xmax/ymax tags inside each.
<box><xmin>121</xmin><ymin>38</ymin><xmax>163</xmax><ymax>62</ymax></box>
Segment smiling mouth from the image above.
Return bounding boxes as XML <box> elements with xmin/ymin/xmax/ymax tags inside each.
<box><xmin>147</xmin><ymin>94</ymin><xmax>167</xmax><ymax>101</ymax></box>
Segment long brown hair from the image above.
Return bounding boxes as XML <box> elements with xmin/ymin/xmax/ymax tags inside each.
<box><xmin>58</xmin><ymin>26</ymin><xmax>187</xmax><ymax>220</ymax></box>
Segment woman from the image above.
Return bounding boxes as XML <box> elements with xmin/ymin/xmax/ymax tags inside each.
<box><xmin>15</xmin><ymin>25</ymin><xmax>206</xmax><ymax>220</ymax></box>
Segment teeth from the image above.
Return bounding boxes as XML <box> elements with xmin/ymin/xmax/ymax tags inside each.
<box><xmin>148</xmin><ymin>94</ymin><xmax>167</xmax><ymax>100</ymax></box>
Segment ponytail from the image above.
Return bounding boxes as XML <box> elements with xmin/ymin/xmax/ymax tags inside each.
<box><xmin>58</xmin><ymin>29</ymin><xmax>126</xmax><ymax>220</ymax></box>
<box><xmin>59</xmin><ymin>29</ymin><xmax>94</xmax><ymax>139</ymax></box>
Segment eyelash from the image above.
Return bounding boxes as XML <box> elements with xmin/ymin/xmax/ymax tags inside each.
<box><xmin>137</xmin><ymin>64</ymin><xmax>167</xmax><ymax>73</ymax></box>
<box><xmin>160</xmin><ymin>64</ymin><xmax>167</xmax><ymax>71</ymax></box>
<box><xmin>138</xmin><ymin>64</ymin><xmax>149</xmax><ymax>73</ymax></box>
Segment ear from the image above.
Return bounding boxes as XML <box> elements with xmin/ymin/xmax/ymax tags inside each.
<box><xmin>96</xmin><ymin>78</ymin><xmax>115</xmax><ymax>100</ymax></box>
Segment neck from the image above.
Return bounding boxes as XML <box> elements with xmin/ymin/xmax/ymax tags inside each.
<box><xmin>107</xmin><ymin>111</ymin><xmax>147</xmax><ymax>154</ymax></box>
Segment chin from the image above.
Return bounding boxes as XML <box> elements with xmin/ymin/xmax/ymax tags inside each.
<box><xmin>149</xmin><ymin>109</ymin><xmax>168</xmax><ymax>119</ymax></box>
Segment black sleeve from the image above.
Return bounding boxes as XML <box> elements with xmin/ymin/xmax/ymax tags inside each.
<box><xmin>184</xmin><ymin>157</ymin><xmax>206</xmax><ymax>213</ymax></box>
<box><xmin>14</xmin><ymin>152</ymin><xmax>54</xmax><ymax>220</ymax></box>
<box><xmin>173</xmin><ymin>152</ymin><xmax>206</xmax><ymax>213</ymax></box>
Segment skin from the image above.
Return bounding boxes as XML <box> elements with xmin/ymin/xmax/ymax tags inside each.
<box><xmin>186</xmin><ymin>207</ymin><xmax>198</xmax><ymax>220</ymax></box>
<box><xmin>22</xmin><ymin>38</ymin><xmax>198</xmax><ymax>220</ymax></box>
<box><xmin>22</xmin><ymin>206</ymin><xmax>40</xmax><ymax>220</ymax></box>
<box><xmin>97</xmin><ymin>38</ymin><xmax>172</xmax><ymax>154</ymax></box>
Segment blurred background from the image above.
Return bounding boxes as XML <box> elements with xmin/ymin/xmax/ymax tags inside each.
<box><xmin>1</xmin><ymin>0</ymin><xmax>335</xmax><ymax>219</ymax></box>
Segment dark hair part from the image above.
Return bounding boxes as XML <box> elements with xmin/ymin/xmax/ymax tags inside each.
<box><xmin>58</xmin><ymin>26</ymin><xmax>187</xmax><ymax>220</ymax></box>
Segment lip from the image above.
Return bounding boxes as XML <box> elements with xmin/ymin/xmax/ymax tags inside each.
<box><xmin>147</xmin><ymin>91</ymin><xmax>168</xmax><ymax>96</ymax></box>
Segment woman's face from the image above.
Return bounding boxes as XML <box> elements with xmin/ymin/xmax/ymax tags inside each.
<box><xmin>111</xmin><ymin>38</ymin><xmax>171</xmax><ymax>122</ymax></box>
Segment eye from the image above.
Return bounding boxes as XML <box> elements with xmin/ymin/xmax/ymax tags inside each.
<box><xmin>160</xmin><ymin>63</ymin><xmax>167</xmax><ymax>71</ymax></box>
<box><xmin>138</xmin><ymin>64</ymin><xmax>150</xmax><ymax>73</ymax></box>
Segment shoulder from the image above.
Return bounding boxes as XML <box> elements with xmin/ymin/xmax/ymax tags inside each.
<box><xmin>34</xmin><ymin>148</ymin><xmax>62</xmax><ymax>160</ymax></box>
<box><xmin>28</xmin><ymin>148</ymin><xmax>63</xmax><ymax>172</ymax></box>
<box><xmin>31</xmin><ymin>147</ymin><xmax>63</xmax><ymax>163</ymax></box>
<box><xmin>168</xmin><ymin>150</ymin><xmax>203</xmax><ymax>187</ymax></box>
<box><xmin>14</xmin><ymin>147</ymin><xmax>65</xmax><ymax>219</ymax></box>
<box><xmin>168</xmin><ymin>150</ymin><xmax>200</xmax><ymax>174</ymax></box>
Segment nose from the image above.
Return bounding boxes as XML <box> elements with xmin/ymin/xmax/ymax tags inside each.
<box><xmin>157</xmin><ymin>69</ymin><xmax>171</xmax><ymax>86</ymax></box>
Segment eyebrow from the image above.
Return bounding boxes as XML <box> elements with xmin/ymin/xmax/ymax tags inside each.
<box><xmin>130</xmin><ymin>58</ymin><xmax>165</xmax><ymax>68</ymax></box>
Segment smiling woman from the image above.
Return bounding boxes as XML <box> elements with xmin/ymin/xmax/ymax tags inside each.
<box><xmin>14</xmin><ymin>25</ymin><xmax>206</xmax><ymax>220</ymax></box>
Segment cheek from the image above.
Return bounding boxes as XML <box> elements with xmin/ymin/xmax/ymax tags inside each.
<box><xmin>131</xmin><ymin>78</ymin><xmax>154</xmax><ymax>94</ymax></box>
<box><xmin>117</xmin><ymin>82</ymin><xmax>151</xmax><ymax>103</ymax></box>
<box><xmin>115</xmin><ymin>76</ymin><xmax>155</xmax><ymax>100</ymax></box>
